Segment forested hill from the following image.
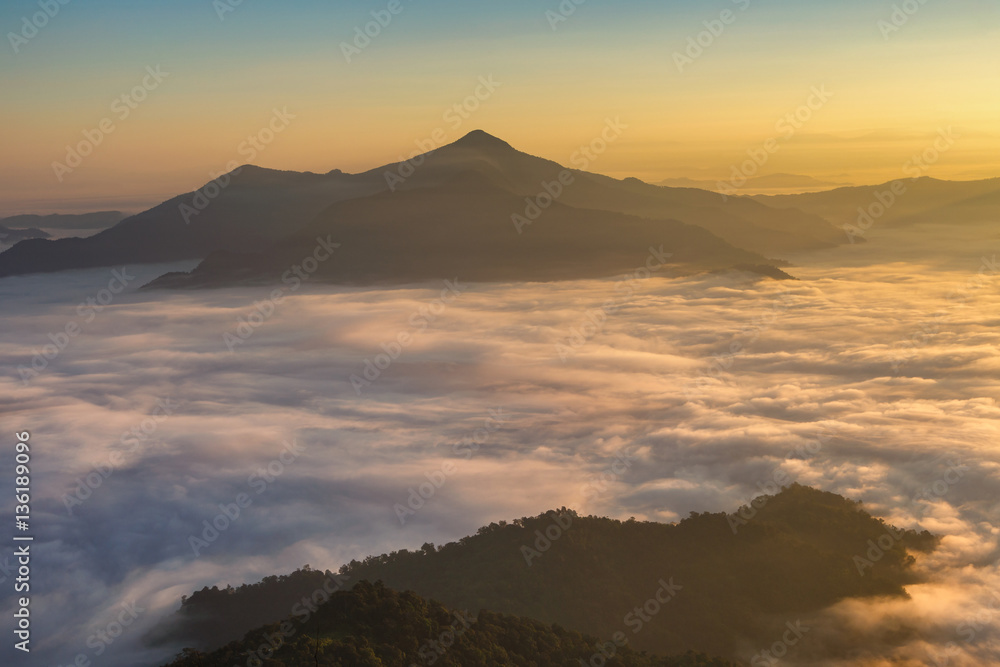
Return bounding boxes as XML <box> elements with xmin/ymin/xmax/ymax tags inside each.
<box><xmin>163</xmin><ymin>581</ymin><xmax>735</xmax><ymax>667</ymax></box>
<box><xmin>151</xmin><ymin>485</ymin><xmax>936</xmax><ymax>661</ymax></box>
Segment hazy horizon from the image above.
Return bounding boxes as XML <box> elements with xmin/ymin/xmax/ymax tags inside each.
<box><xmin>3</xmin><ymin>129</ymin><xmax>1000</xmax><ymax>219</ymax></box>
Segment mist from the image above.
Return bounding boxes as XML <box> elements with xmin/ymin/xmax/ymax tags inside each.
<box><xmin>0</xmin><ymin>221</ymin><xmax>998</xmax><ymax>666</ymax></box>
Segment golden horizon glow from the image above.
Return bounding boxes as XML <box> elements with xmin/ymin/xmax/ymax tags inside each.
<box><xmin>1</xmin><ymin>1</ymin><xmax>998</xmax><ymax>215</ymax></box>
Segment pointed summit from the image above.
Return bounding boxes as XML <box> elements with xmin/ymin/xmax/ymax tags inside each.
<box><xmin>448</xmin><ymin>129</ymin><xmax>515</xmax><ymax>152</ymax></box>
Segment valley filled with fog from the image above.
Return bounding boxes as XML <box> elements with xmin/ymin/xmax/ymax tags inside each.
<box><xmin>1</xmin><ymin>219</ymin><xmax>998</xmax><ymax>666</ymax></box>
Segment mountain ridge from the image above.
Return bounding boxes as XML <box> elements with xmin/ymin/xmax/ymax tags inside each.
<box><xmin>0</xmin><ymin>130</ymin><xmax>842</xmax><ymax>281</ymax></box>
<box><xmin>147</xmin><ymin>484</ymin><xmax>937</xmax><ymax>663</ymax></box>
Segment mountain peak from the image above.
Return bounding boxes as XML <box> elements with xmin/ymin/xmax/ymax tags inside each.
<box><xmin>448</xmin><ymin>129</ymin><xmax>515</xmax><ymax>152</ymax></box>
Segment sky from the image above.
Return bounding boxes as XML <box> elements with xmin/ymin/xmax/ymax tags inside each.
<box><xmin>1</xmin><ymin>0</ymin><xmax>999</xmax><ymax>215</ymax></box>
<box><xmin>3</xmin><ymin>5</ymin><xmax>999</xmax><ymax>664</ymax></box>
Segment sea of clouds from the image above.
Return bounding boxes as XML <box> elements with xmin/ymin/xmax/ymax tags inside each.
<box><xmin>0</xmin><ymin>220</ymin><xmax>997</xmax><ymax>666</ymax></box>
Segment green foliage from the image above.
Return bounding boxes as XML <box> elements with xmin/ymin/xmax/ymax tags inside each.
<box><xmin>145</xmin><ymin>566</ymin><xmax>338</xmax><ymax>649</ymax></box>
<box><xmin>333</xmin><ymin>486</ymin><xmax>934</xmax><ymax>655</ymax></box>
<box><xmin>163</xmin><ymin>581</ymin><xmax>734</xmax><ymax>667</ymax></box>
<box><xmin>159</xmin><ymin>485</ymin><xmax>937</xmax><ymax>661</ymax></box>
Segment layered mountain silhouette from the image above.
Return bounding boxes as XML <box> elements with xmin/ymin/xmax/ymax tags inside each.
<box><xmin>4</xmin><ymin>136</ymin><xmax>996</xmax><ymax>284</ymax></box>
<box><xmin>659</xmin><ymin>173</ymin><xmax>848</xmax><ymax>194</ymax></box>
<box><xmin>144</xmin><ymin>172</ymin><xmax>783</xmax><ymax>287</ymax></box>
<box><xmin>148</xmin><ymin>485</ymin><xmax>936</xmax><ymax>663</ymax></box>
<box><xmin>0</xmin><ymin>131</ymin><xmax>848</xmax><ymax>283</ymax></box>
<box><xmin>0</xmin><ymin>210</ymin><xmax>126</xmax><ymax>232</ymax></box>
<box><xmin>0</xmin><ymin>224</ymin><xmax>49</xmax><ymax>245</ymax></box>
<box><xmin>754</xmin><ymin>176</ymin><xmax>1000</xmax><ymax>227</ymax></box>
<box><xmin>0</xmin><ymin>169</ymin><xmax>376</xmax><ymax>277</ymax></box>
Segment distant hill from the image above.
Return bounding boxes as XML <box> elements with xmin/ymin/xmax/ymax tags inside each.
<box><xmin>144</xmin><ymin>172</ymin><xmax>781</xmax><ymax>288</ymax></box>
<box><xmin>0</xmin><ymin>224</ymin><xmax>49</xmax><ymax>245</ymax></box>
<box><xmin>148</xmin><ymin>485</ymin><xmax>936</xmax><ymax>662</ymax></box>
<box><xmin>0</xmin><ymin>210</ymin><xmax>126</xmax><ymax>232</ymax></box>
<box><xmin>753</xmin><ymin>176</ymin><xmax>1000</xmax><ymax>227</ymax></box>
<box><xmin>0</xmin><ymin>170</ymin><xmax>378</xmax><ymax>277</ymax></box>
<box><xmin>658</xmin><ymin>173</ymin><xmax>847</xmax><ymax>194</ymax></box>
<box><xmin>0</xmin><ymin>131</ymin><xmax>846</xmax><ymax>281</ymax></box>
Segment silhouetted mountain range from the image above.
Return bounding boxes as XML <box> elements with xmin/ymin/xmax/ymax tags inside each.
<box><xmin>0</xmin><ymin>131</ymin><xmax>850</xmax><ymax>284</ymax></box>
<box><xmin>659</xmin><ymin>173</ymin><xmax>848</xmax><ymax>193</ymax></box>
<box><xmin>145</xmin><ymin>172</ymin><xmax>781</xmax><ymax>288</ymax></box>
<box><xmin>0</xmin><ymin>224</ymin><xmax>49</xmax><ymax>245</ymax></box>
<box><xmin>0</xmin><ymin>210</ymin><xmax>125</xmax><ymax>231</ymax></box>
<box><xmin>753</xmin><ymin>176</ymin><xmax>1000</xmax><ymax>227</ymax></box>
<box><xmin>7</xmin><ymin>134</ymin><xmax>994</xmax><ymax>286</ymax></box>
<box><xmin>148</xmin><ymin>485</ymin><xmax>936</xmax><ymax>664</ymax></box>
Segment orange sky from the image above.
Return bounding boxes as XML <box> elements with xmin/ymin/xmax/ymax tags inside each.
<box><xmin>1</xmin><ymin>0</ymin><xmax>998</xmax><ymax>215</ymax></box>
